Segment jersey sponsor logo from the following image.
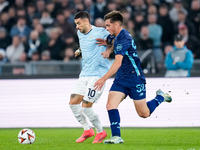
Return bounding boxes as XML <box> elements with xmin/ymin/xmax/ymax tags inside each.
<box><xmin>116</xmin><ymin>44</ymin><xmax>123</xmax><ymax>51</ymax></box>
<box><xmin>89</xmin><ymin>36</ymin><xmax>93</xmax><ymax>40</ymax></box>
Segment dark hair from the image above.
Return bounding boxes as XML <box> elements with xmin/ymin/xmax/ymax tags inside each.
<box><xmin>74</xmin><ymin>11</ymin><xmax>90</xmax><ymax>22</ymax></box>
<box><xmin>104</xmin><ymin>11</ymin><xmax>123</xmax><ymax>24</ymax></box>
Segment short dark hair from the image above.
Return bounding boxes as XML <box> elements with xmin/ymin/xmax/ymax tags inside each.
<box><xmin>104</xmin><ymin>11</ymin><xmax>123</xmax><ymax>24</ymax></box>
<box><xmin>74</xmin><ymin>11</ymin><xmax>90</xmax><ymax>22</ymax></box>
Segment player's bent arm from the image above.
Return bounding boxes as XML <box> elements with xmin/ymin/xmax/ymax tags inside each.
<box><xmin>101</xmin><ymin>39</ymin><xmax>115</xmax><ymax>58</ymax></box>
<box><xmin>94</xmin><ymin>54</ymin><xmax>123</xmax><ymax>90</ymax></box>
<box><xmin>106</xmin><ymin>42</ymin><xmax>114</xmax><ymax>54</ymax></box>
<box><xmin>96</xmin><ymin>37</ymin><xmax>115</xmax><ymax>54</ymax></box>
<box><xmin>102</xmin><ymin>54</ymin><xmax>123</xmax><ymax>80</ymax></box>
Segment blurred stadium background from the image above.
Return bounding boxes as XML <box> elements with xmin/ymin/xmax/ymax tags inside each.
<box><xmin>0</xmin><ymin>0</ymin><xmax>200</xmax><ymax>78</ymax></box>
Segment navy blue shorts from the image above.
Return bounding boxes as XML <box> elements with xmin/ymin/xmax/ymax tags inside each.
<box><xmin>110</xmin><ymin>77</ymin><xmax>146</xmax><ymax>100</ymax></box>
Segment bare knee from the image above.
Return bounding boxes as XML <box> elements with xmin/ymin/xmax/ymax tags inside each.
<box><xmin>106</xmin><ymin>102</ymin><xmax>115</xmax><ymax>110</ymax></box>
<box><xmin>69</xmin><ymin>94</ymin><xmax>83</xmax><ymax>105</ymax></box>
<box><xmin>138</xmin><ymin>112</ymin><xmax>150</xmax><ymax>118</ymax></box>
<box><xmin>106</xmin><ymin>103</ymin><xmax>110</xmax><ymax>110</ymax></box>
<box><xmin>69</xmin><ymin>101</ymin><xmax>75</xmax><ymax>105</ymax></box>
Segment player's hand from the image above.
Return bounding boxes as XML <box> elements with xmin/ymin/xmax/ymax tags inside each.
<box><xmin>94</xmin><ymin>78</ymin><xmax>106</xmax><ymax>91</ymax></box>
<box><xmin>74</xmin><ymin>49</ymin><xmax>81</xmax><ymax>57</ymax></box>
<box><xmin>101</xmin><ymin>51</ymin><xmax>110</xmax><ymax>58</ymax></box>
<box><xmin>96</xmin><ymin>38</ymin><xmax>107</xmax><ymax>46</ymax></box>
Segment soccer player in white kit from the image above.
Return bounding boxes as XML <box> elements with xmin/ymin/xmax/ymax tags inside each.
<box><xmin>69</xmin><ymin>11</ymin><xmax>110</xmax><ymax>143</ymax></box>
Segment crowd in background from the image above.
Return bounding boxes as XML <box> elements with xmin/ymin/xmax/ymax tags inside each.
<box><xmin>0</xmin><ymin>0</ymin><xmax>200</xmax><ymax>69</ymax></box>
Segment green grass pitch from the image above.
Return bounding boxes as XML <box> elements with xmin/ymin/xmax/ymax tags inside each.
<box><xmin>0</xmin><ymin>128</ymin><xmax>199</xmax><ymax>150</ymax></box>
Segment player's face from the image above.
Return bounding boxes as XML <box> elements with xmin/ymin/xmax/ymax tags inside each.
<box><xmin>74</xmin><ymin>18</ymin><xmax>88</xmax><ymax>33</ymax></box>
<box><xmin>105</xmin><ymin>19</ymin><xmax>116</xmax><ymax>36</ymax></box>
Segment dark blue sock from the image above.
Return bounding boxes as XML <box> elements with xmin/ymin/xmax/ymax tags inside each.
<box><xmin>108</xmin><ymin>109</ymin><xmax>121</xmax><ymax>137</ymax></box>
<box><xmin>147</xmin><ymin>95</ymin><xmax>164</xmax><ymax>114</ymax></box>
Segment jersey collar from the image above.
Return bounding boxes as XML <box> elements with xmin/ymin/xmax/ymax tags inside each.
<box><xmin>84</xmin><ymin>25</ymin><xmax>94</xmax><ymax>35</ymax></box>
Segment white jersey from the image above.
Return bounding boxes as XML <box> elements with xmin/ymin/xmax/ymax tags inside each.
<box><xmin>77</xmin><ymin>26</ymin><xmax>110</xmax><ymax>77</ymax></box>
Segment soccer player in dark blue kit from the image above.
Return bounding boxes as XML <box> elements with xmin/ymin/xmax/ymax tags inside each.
<box><xmin>94</xmin><ymin>11</ymin><xmax>172</xmax><ymax>144</ymax></box>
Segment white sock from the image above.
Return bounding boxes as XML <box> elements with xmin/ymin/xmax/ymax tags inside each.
<box><xmin>82</xmin><ymin>107</ymin><xmax>103</xmax><ymax>133</ymax></box>
<box><xmin>69</xmin><ymin>104</ymin><xmax>90</xmax><ymax>130</ymax></box>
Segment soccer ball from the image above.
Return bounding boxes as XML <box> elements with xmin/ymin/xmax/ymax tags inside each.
<box><xmin>18</xmin><ymin>129</ymin><xmax>36</xmax><ymax>144</ymax></box>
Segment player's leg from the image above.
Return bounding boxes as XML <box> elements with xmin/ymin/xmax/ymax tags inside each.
<box><xmin>82</xmin><ymin>77</ymin><xmax>107</xmax><ymax>143</ymax></box>
<box><xmin>69</xmin><ymin>77</ymin><xmax>92</xmax><ymax>143</ymax></box>
<box><xmin>69</xmin><ymin>95</ymin><xmax>95</xmax><ymax>143</ymax></box>
<box><xmin>146</xmin><ymin>89</ymin><xmax>172</xmax><ymax>114</ymax></box>
<box><xmin>133</xmin><ymin>89</ymin><xmax>172</xmax><ymax>117</ymax></box>
<box><xmin>69</xmin><ymin>94</ymin><xmax>90</xmax><ymax>129</ymax></box>
<box><xmin>104</xmin><ymin>91</ymin><xmax>125</xmax><ymax>144</ymax></box>
<box><xmin>81</xmin><ymin>101</ymin><xmax>106</xmax><ymax>143</ymax></box>
<box><xmin>133</xmin><ymin>98</ymin><xmax>150</xmax><ymax>118</ymax></box>
<box><xmin>73</xmin><ymin>100</ymin><xmax>96</xmax><ymax>143</ymax></box>
<box><xmin>130</xmin><ymin>83</ymin><xmax>172</xmax><ymax>117</ymax></box>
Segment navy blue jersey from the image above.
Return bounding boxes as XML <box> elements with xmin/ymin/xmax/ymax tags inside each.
<box><xmin>113</xmin><ymin>29</ymin><xmax>146</xmax><ymax>83</ymax></box>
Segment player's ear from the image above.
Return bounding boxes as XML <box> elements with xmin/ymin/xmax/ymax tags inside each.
<box><xmin>114</xmin><ymin>22</ymin><xmax>118</xmax><ymax>28</ymax></box>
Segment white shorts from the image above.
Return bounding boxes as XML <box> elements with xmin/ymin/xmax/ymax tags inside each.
<box><xmin>72</xmin><ymin>77</ymin><xmax>106</xmax><ymax>103</ymax></box>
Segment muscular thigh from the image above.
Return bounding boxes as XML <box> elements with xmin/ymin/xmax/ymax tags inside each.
<box><xmin>133</xmin><ymin>98</ymin><xmax>149</xmax><ymax>115</ymax></box>
<box><xmin>106</xmin><ymin>91</ymin><xmax>126</xmax><ymax>110</ymax></box>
